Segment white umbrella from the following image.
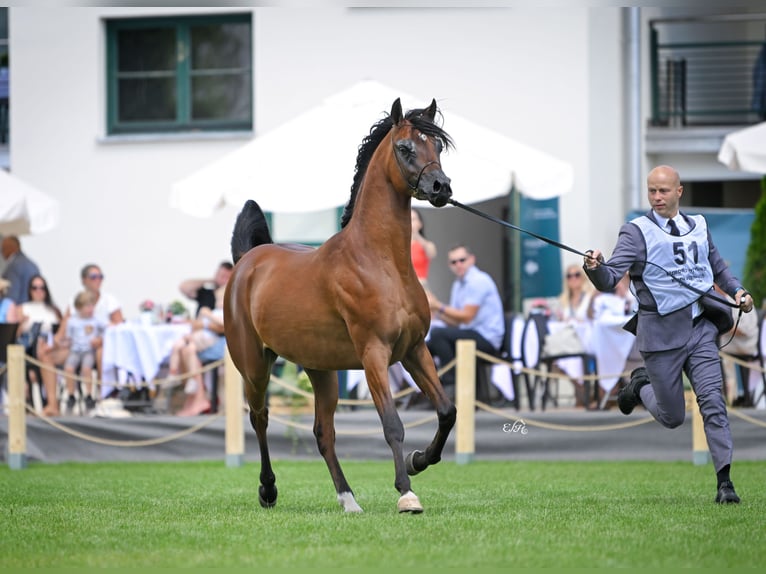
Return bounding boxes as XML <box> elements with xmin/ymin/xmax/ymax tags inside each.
<box><xmin>170</xmin><ymin>80</ymin><xmax>574</xmax><ymax>216</ymax></box>
<box><xmin>717</xmin><ymin>121</ymin><xmax>766</xmax><ymax>174</ymax></box>
<box><xmin>0</xmin><ymin>169</ymin><xmax>60</xmax><ymax>235</ymax></box>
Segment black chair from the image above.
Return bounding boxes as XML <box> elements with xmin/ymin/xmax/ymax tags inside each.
<box><xmin>521</xmin><ymin>312</ymin><xmax>597</xmax><ymax>410</ymax></box>
<box><xmin>0</xmin><ymin>322</ymin><xmax>21</xmax><ymax>392</ymax></box>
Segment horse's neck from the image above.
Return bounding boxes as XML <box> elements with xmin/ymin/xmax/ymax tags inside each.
<box><xmin>346</xmin><ymin>161</ymin><xmax>411</xmax><ymax>260</ymax></box>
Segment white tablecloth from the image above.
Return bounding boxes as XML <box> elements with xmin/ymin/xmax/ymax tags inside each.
<box><xmin>102</xmin><ymin>322</ymin><xmax>190</xmax><ymax>394</ymax></box>
<box><xmin>548</xmin><ymin>318</ymin><xmax>637</xmax><ymax>394</ymax></box>
<box><xmin>589</xmin><ymin>316</ymin><xmax>638</xmax><ymax>393</ymax></box>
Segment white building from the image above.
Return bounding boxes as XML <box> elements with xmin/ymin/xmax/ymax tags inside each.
<box><xmin>3</xmin><ymin>5</ymin><xmax>762</xmax><ymax>318</ymax></box>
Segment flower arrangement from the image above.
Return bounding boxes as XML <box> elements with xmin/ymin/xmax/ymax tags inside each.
<box><xmin>167</xmin><ymin>300</ymin><xmax>188</xmax><ymax>317</ymax></box>
<box><xmin>139</xmin><ymin>299</ymin><xmax>155</xmax><ymax>313</ymax></box>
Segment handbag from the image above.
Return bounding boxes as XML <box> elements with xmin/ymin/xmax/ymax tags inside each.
<box><xmin>542</xmin><ymin>323</ymin><xmax>585</xmax><ymax>357</ymax></box>
<box><xmin>699</xmin><ymin>294</ymin><xmax>735</xmax><ymax>335</ymax></box>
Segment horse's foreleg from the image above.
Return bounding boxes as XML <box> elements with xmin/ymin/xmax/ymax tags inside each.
<box><xmin>401</xmin><ymin>342</ymin><xmax>457</xmax><ymax>476</ymax></box>
<box><xmin>304</xmin><ymin>369</ymin><xmax>362</xmax><ymax>513</ymax></box>
<box><xmin>362</xmin><ymin>353</ymin><xmax>423</xmax><ymax>513</ymax></box>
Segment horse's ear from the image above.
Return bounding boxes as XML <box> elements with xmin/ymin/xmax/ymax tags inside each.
<box><xmin>390</xmin><ymin>98</ymin><xmax>403</xmax><ymax>124</ymax></box>
<box><xmin>425</xmin><ymin>99</ymin><xmax>437</xmax><ymax>121</ymax></box>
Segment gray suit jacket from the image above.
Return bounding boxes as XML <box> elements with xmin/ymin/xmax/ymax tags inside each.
<box><xmin>2</xmin><ymin>251</ymin><xmax>40</xmax><ymax>304</ymax></box>
<box><xmin>584</xmin><ymin>211</ymin><xmax>742</xmax><ymax>353</ymax></box>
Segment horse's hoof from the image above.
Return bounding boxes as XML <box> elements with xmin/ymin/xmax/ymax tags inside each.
<box><xmin>258</xmin><ymin>485</ymin><xmax>278</xmax><ymax>508</ymax></box>
<box><xmin>405</xmin><ymin>450</ymin><xmax>424</xmax><ymax>476</ymax></box>
<box><xmin>397</xmin><ymin>491</ymin><xmax>423</xmax><ymax>514</ymax></box>
<box><xmin>337</xmin><ymin>491</ymin><xmax>364</xmax><ymax>513</ymax></box>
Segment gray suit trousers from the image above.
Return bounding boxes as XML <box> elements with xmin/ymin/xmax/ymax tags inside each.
<box><xmin>638</xmin><ymin>317</ymin><xmax>732</xmax><ymax>472</ymax></box>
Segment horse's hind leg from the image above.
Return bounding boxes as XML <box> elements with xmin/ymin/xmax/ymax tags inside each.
<box><xmin>236</xmin><ymin>347</ymin><xmax>278</xmax><ymax>508</ymax></box>
<box><xmin>304</xmin><ymin>368</ymin><xmax>363</xmax><ymax>513</ymax></box>
<box><xmin>401</xmin><ymin>342</ymin><xmax>457</xmax><ymax>476</ymax></box>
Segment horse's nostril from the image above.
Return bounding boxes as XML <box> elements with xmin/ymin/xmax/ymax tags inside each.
<box><xmin>433</xmin><ymin>182</ymin><xmax>441</xmax><ymax>192</ymax></box>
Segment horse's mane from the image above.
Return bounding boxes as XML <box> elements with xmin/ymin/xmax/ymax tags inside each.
<box><xmin>340</xmin><ymin>105</ymin><xmax>454</xmax><ymax>228</ymax></box>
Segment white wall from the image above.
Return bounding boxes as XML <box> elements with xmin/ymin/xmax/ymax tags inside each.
<box><xmin>9</xmin><ymin>6</ymin><xmax>620</xmax><ymax>317</ymax></box>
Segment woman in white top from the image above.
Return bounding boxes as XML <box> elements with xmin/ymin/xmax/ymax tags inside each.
<box><xmin>18</xmin><ymin>275</ymin><xmax>68</xmax><ymax>416</ymax></box>
<box><xmin>556</xmin><ymin>263</ymin><xmax>595</xmax><ymax>322</ymax></box>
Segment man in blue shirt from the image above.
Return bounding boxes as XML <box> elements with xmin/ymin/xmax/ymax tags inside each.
<box><xmin>426</xmin><ymin>244</ymin><xmax>505</xmax><ymax>396</ymax></box>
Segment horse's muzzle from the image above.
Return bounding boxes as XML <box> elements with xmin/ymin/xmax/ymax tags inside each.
<box><xmin>423</xmin><ymin>170</ymin><xmax>452</xmax><ymax>208</ymax></box>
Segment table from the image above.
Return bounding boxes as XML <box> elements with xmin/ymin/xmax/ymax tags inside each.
<box><xmin>101</xmin><ymin>322</ymin><xmax>190</xmax><ymax>396</ymax></box>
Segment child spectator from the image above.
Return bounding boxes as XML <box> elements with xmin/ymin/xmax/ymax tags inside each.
<box><xmin>58</xmin><ymin>290</ymin><xmax>106</xmax><ymax>413</ymax></box>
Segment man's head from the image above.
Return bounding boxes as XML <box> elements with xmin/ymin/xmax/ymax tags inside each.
<box><xmin>447</xmin><ymin>244</ymin><xmax>475</xmax><ymax>280</ymax></box>
<box><xmin>1</xmin><ymin>235</ymin><xmax>20</xmax><ymax>260</ymax></box>
<box><xmin>214</xmin><ymin>261</ymin><xmax>233</xmax><ymax>288</ymax></box>
<box><xmin>647</xmin><ymin>165</ymin><xmax>683</xmax><ymax>219</ymax></box>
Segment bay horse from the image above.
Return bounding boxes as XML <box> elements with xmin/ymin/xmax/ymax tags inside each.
<box><xmin>224</xmin><ymin>98</ymin><xmax>456</xmax><ymax>513</ymax></box>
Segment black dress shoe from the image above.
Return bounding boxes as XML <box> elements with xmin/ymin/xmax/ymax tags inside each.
<box><xmin>617</xmin><ymin>367</ymin><xmax>650</xmax><ymax>415</ymax></box>
<box><xmin>715</xmin><ymin>480</ymin><xmax>740</xmax><ymax>504</ymax></box>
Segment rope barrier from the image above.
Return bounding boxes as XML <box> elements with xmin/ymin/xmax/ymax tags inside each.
<box><xmin>4</xmin><ymin>342</ymin><xmax>765</xmax><ymax>467</ymax></box>
<box><xmin>25</xmin><ymin>403</ymin><xmax>223</xmax><ymax>447</ymax></box>
<box><xmin>475</xmin><ymin>400</ymin><xmax>656</xmax><ymax>431</ymax></box>
<box><xmin>269</xmin><ymin>411</ymin><xmax>439</xmax><ymax>436</ymax></box>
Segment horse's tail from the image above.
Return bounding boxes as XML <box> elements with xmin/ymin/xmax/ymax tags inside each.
<box><xmin>231</xmin><ymin>199</ymin><xmax>273</xmax><ymax>264</ymax></box>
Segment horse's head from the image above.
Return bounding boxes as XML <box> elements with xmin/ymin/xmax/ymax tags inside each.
<box><xmin>390</xmin><ymin>98</ymin><xmax>453</xmax><ymax>208</ymax></box>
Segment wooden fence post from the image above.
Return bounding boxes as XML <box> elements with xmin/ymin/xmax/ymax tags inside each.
<box><xmin>455</xmin><ymin>339</ymin><xmax>476</xmax><ymax>465</ymax></box>
<box><xmin>224</xmin><ymin>346</ymin><xmax>244</xmax><ymax>467</ymax></box>
<box><xmin>7</xmin><ymin>344</ymin><xmax>27</xmax><ymax>470</ymax></box>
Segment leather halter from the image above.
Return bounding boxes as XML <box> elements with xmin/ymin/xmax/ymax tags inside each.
<box><xmin>391</xmin><ymin>128</ymin><xmax>441</xmax><ymax>192</ymax></box>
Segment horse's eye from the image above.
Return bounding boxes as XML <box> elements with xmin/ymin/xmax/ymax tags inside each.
<box><xmin>397</xmin><ymin>142</ymin><xmax>414</xmax><ymax>157</ymax></box>
<box><xmin>434</xmin><ymin>137</ymin><xmax>444</xmax><ymax>153</ymax></box>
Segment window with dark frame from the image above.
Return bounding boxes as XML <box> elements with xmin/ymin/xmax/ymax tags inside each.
<box><xmin>106</xmin><ymin>13</ymin><xmax>252</xmax><ymax>135</ymax></box>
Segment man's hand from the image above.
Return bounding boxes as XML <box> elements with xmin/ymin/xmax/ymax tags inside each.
<box><xmin>735</xmin><ymin>290</ymin><xmax>754</xmax><ymax>313</ymax></box>
<box><xmin>583</xmin><ymin>249</ymin><xmax>604</xmax><ymax>270</ymax></box>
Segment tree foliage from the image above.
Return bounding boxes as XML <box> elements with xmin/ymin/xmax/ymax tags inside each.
<box><xmin>742</xmin><ymin>176</ymin><xmax>766</xmax><ymax>309</ymax></box>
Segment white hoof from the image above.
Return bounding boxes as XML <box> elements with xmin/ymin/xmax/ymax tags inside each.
<box><xmin>397</xmin><ymin>491</ymin><xmax>423</xmax><ymax>514</ymax></box>
<box><xmin>337</xmin><ymin>491</ymin><xmax>363</xmax><ymax>513</ymax></box>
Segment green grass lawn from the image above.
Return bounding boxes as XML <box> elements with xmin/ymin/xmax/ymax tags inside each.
<box><xmin>1</xmin><ymin>459</ymin><xmax>763</xmax><ymax>568</ymax></box>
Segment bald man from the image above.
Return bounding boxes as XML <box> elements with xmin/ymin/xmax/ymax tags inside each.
<box><xmin>583</xmin><ymin>165</ymin><xmax>753</xmax><ymax>505</ymax></box>
<box><xmin>1</xmin><ymin>235</ymin><xmax>40</xmax><ymax>304</ymax></box>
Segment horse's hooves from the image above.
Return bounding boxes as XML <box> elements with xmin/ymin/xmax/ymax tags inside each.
<box><xmin>258</xmin><ymin>485</ymin><xmax>278</xmax><ymax>509</ymax></box>
<box><xmin>337</xmin><ymin>491</ymin><xmax>364</xmax><ymax>513</ymax></box>
<box><xmin>405</xmin><ymin>450</ymin><xmax>424</xmax><ymax>476</ymax></box>
<box><xmin>397</xmin><ymin>491</ymin><xmax>423</xmax><ymax>514</ymax></box>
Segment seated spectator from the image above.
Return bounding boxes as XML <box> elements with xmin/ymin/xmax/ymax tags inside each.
<box><xmin>426</xmin><ymin>244</ymin><xmax>505</xmax><ymax>398</ymax></box>
<box><xmin>0</xmin><ymin>278</ymin><xmax>19</xmax><ymax>322</ymax></box>
<box><xmin>179</xmin><ymin>261</ymin><xmax>233</xmax><ymax>317</ymax></box>
<box><xmin>554</xmin><ymin>263</ymin><xmax>595</xmax><ymax>323</ymax></box>
<box><xmin>56</xmin><ymin>291</ymin><xmax>106</xmax><ymax>414</ymax></box>
<box><xmin>548</xmin><ymin>263</ymin><xmax>596</xmax><ymax>407</ymax></box>
<box><xmin>167</xmin><ymin>306</ymin><xmax>225</xmax><ymax>416</ymax></box>
<box><xmin>67</xmin><ymin>264</ymin><xmax>123</xmax><ymax>381</ymax></box>
<box><xmin>17</xmin><ymin>275</ymin><xmax>68</xmax><ymax>416</ymax></box>
<box><xmin>72</xmin><ymin>264</ymin><xmax>124</xmax><ymax>326</ymax></box>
